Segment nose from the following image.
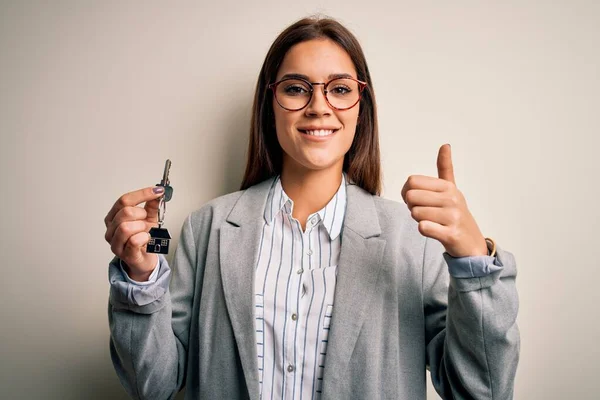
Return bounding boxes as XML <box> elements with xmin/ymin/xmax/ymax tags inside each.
<box><xmin>305</xmin><ymin>83</ymin><xmax>331</xmax><ymax>116</ymax></box>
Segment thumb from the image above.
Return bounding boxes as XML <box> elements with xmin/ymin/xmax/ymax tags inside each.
<box><xmin>144</xmin><ymin>196</ymin><xmax>161</xmax><ymax>223</ymax></box>
<box><xmin>437</xmin><ymin>143</ymin><xmax>456</xmax><ymax>184</ymax></box>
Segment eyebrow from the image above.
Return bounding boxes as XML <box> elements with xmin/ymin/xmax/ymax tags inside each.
<box><xmin>279</xmin><ymin>72</ymin><xmax>356</xmax><ymax>81</ymax></box>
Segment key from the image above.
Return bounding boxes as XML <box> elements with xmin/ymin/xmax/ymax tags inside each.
<box><xmin>156</xmin><ymin>159</ymin><xmax>174</xmax><ymax>202</ymax></box>
<box><xmin>147</xmin><ymin>159</ymin><xmax>174</xmax><ymax>255</ymax></box>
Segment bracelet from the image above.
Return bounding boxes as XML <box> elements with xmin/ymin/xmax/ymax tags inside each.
<box><xmin>485</xmin><ymin>237</ymin><xmax>497</xmax><ymax>257</ymax></box>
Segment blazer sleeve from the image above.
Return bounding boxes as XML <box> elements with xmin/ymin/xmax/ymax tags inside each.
<box><xmin>108</xmin><ymin>214</ymin><xmax>198</xmax><ymax>400</ymax></box>
<box><xmin>423</xmin><ymin>236</ymin><xmax>520</xmax><ymax>399</ymax></box>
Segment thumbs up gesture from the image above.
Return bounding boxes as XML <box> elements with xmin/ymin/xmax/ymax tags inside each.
<box><xmin>401</xmin><ymin>144</ymin><xmax>489</xmax><ymax>258</ymax></box>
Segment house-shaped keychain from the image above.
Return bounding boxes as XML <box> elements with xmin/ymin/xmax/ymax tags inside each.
<box><xmin>147</xmin><ymin>226</ymin><xmax>172</xmax><ymax>254</ymax></box>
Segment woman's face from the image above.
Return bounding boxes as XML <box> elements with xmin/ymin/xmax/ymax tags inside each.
<box><xmin>273</xmin><ymin>38</ymin><xmax>360</xmax><ymax>175</ymax></box>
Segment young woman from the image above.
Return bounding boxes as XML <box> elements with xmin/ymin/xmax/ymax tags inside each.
<box><xmin>104</xmin><ymin>16</ymin><xmax>519</xmax><ymax>400</ymax></box>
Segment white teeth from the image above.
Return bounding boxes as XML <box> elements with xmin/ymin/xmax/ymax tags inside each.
<box><xmin>304</xmin><ymin>129</ymin><xmax>335</xmax><ymax>136</ymax></box>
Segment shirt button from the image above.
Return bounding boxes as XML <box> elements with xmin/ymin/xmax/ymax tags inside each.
<box><xmin>311</xmin><ymin>217</ymin><xmax>318</xmax><ymax>225</ymax></box>
<box><xmin>297</xmin><ymin>268</ymin><xmax>304</xmax><ymax>274</ymax></box>
<box><xmin>287</xmin><ymin>365</ymin><xmax>294</xmax><ymax>373</ymax></box>
<box><xmin>307</xmin><ymin>249</ymin><xmax>313</xmax><ymax>256</ymax></box>
<box><xmin>291</xmin><ymin>313</ymin><xmax>297</xmax><ymax>321</ymax></box>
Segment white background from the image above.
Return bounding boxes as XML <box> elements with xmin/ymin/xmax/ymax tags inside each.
<box><xmin>1</xmin><ymin>1</ymin><xmax>598</xmax><ymax>399</ymax></box>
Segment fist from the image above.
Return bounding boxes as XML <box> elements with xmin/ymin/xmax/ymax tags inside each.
<box><xmin>104</xmin><ymin>186</ymin><xmax>165</xmax><ymax>281</ymax></box>
<box><xmin>401</xmin><ymin>144</ymin><xmax>488</xmax><ymax>258</ymax></box>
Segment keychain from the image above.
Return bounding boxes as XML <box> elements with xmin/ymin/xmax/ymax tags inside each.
<box><xmin>147</xmin><ymin>159</ymin><xmax>173</xmax><ymax>254</ymax></box>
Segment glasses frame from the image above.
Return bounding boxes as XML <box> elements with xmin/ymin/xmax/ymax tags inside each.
<box><xmin>268</xmin><ymin>76</ymin><xmax>368</xmax><ymax>111</ymax></box>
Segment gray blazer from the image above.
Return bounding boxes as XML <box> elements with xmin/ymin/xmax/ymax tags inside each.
<box><xmin>108</xmin><ymin>177</ymin><xmax>519</xmax><ymax>400</ymax></box>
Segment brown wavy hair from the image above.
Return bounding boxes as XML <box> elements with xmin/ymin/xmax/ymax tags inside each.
<box><xmin>240</xmin><ymin>16</ymin><xmax>381</xmax><ymax>195</ymax></box>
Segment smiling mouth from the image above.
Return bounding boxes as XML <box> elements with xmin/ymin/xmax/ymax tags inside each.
<box><xmin>298</xmin><ymin>129</ymin><xmax>339</xmax><ymax>137</ymax></box>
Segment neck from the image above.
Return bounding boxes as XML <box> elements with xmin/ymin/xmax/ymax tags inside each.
<box><xmin>280</xmin><ymin>164</ymin><xmax>343</xmax><ymax>225</ymax></box>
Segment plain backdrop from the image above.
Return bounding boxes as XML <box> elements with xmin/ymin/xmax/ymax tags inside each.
<box><xmin>1</xmin><ymin>1</ymin><xmax>599</xmax><ymax>399</ymax></box>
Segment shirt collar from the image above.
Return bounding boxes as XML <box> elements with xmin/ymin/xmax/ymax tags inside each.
<box><xmin>263</xmin><ymin>173</ymin><xmax>347</xmax><ymax>240</ymax></box>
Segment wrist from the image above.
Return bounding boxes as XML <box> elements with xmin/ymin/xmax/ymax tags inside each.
<box><xmin>466</xmin><ymin>236</ymin><xmax>489</xmax><ymax>257</ymax></box>
<box><xmin>121</xmin><ymin>256</ymin><xmax>157</xmax><ymax>282</ymax></box>
<box><xmin>127</xmin><ymin>271</ymin><xmax>153</xmax><ymax>282</ymax></box>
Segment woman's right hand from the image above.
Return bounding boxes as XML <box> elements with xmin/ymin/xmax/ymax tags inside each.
<box><xmin>104</xmin><ymin>186</ymin><xmax>166</xmax><ymax>281</ymax></box>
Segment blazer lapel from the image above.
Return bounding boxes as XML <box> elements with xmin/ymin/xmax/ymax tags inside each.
<box><xmin>321</xmin><ymin>182</ymin><xmax>387</xmax><ymax>390</ymax></box>
<box><xmin>220</xmin><ymin>177</ymin><xmax>276</xmax><ymax>400</ymax></box>
<box><xmin>219</xmin><ymin>177</ymin><xmax>386</xmax><ymax>398</ymax></box>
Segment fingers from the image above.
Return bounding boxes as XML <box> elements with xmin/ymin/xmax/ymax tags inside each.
<box><xmin>111</xmin><ymin>224</ymin><xmax>159</xmax><ymax>278</ymax></box>
<box><xmin>120</xmin><ymin>231</ymin><xmax>153</xmax><ymax>264</ymax></box>
<box><xmin>410</xmin><ymin>206</ymin><xmax>459</xmax><ymax>226</ymax></box>
<box><xmin>104</xmin><ymin>186</ymin><xmax>165</xmax><ymax>228</ymax></box>
<box><xmin>105</xmin><ymin>206</ymin><xmax>148</xmax><ymax>244</ymax></box>
<box><xmin>401</xmin><ymin>175</ymin><xmax>452</xmax><ymax>203</ymax></box>
<box><xmin>144</xmin><ymin>198</ymin><xmax>160</xmax><ymax>224</ymax></box>
<box><xmin>109</xmin><ymin>220</ymin><xmax>149</xmax><ymax>258</ymax></box>
<box><xmin>404</xmin><ymin>190</ymin><xmax>447</xmax><ymax>210</ymax></box>
<box><xmin>417</xmin><ymin>220</ymin><xmax>452</xmax><ymax>243</ymax></box>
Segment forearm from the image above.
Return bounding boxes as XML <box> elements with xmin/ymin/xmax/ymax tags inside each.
<box><xmin>108</xmin><ymin>258</ymin><xmax>186</xmax><ymax>400</ymax></box>
<box><xmin>425</xmin><ymin>238</ymin><xmax>520</xmax><ymax>399</ymax></box>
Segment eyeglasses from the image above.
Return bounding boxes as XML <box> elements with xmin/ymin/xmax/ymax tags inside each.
<box><xmin>268</xmin><ymin>76</ymin><xmax>367</xmax><ymax>111</ymax></box>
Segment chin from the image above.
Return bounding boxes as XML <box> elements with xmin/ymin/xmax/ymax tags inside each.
<box><xmin>290</xmin><ymin>156</ymin><xmax>344</xmax><ymax>173</ymax></box>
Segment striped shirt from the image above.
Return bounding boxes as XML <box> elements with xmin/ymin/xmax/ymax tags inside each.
<box><xmin>255</xmin><ymin>174</ymin><xmax>347</xmax><ymax>400</ymax></box>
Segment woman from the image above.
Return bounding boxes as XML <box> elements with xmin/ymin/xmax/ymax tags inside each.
<box><xmin>105</xmin><ymin>16</ymin><xmax>519</xmax><ymax>400</ymax></box>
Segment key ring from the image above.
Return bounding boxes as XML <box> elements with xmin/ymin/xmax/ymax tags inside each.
<box><xmin>147</xmin><ymin>159</ymin><xmax>173</xmax><ymax>255</ymax></box>
<box><xmin>157</xmin><ymin>196</ymin><xmax>166</xmax><ymax>228</ymax></box>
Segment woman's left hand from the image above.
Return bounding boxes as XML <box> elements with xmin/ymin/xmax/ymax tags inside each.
<box><xmin>401</xmin><ymin>144</ymin><xmax>489</xmax><ymax>258</ymax></box>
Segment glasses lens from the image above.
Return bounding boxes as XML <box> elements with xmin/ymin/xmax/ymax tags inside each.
<box><xmin>275</xmin><ymin>79</ymin><xmax>312</xmax><ymax>110</ymax></box>
<box><xmin>326</xmin><ymin>78</ymin><xmax>361</xmax><ymax>109</ymax></box>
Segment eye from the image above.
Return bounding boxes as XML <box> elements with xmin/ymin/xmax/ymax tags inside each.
<box><xmin>282</xmin><ymin>83</ymin><xmax>310</xmax><ymax>96</ymax></box>
<box><xmin>330</xmin><ymin>85</ymin><xmax>352</xmax><ymax>95</ymax></box>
